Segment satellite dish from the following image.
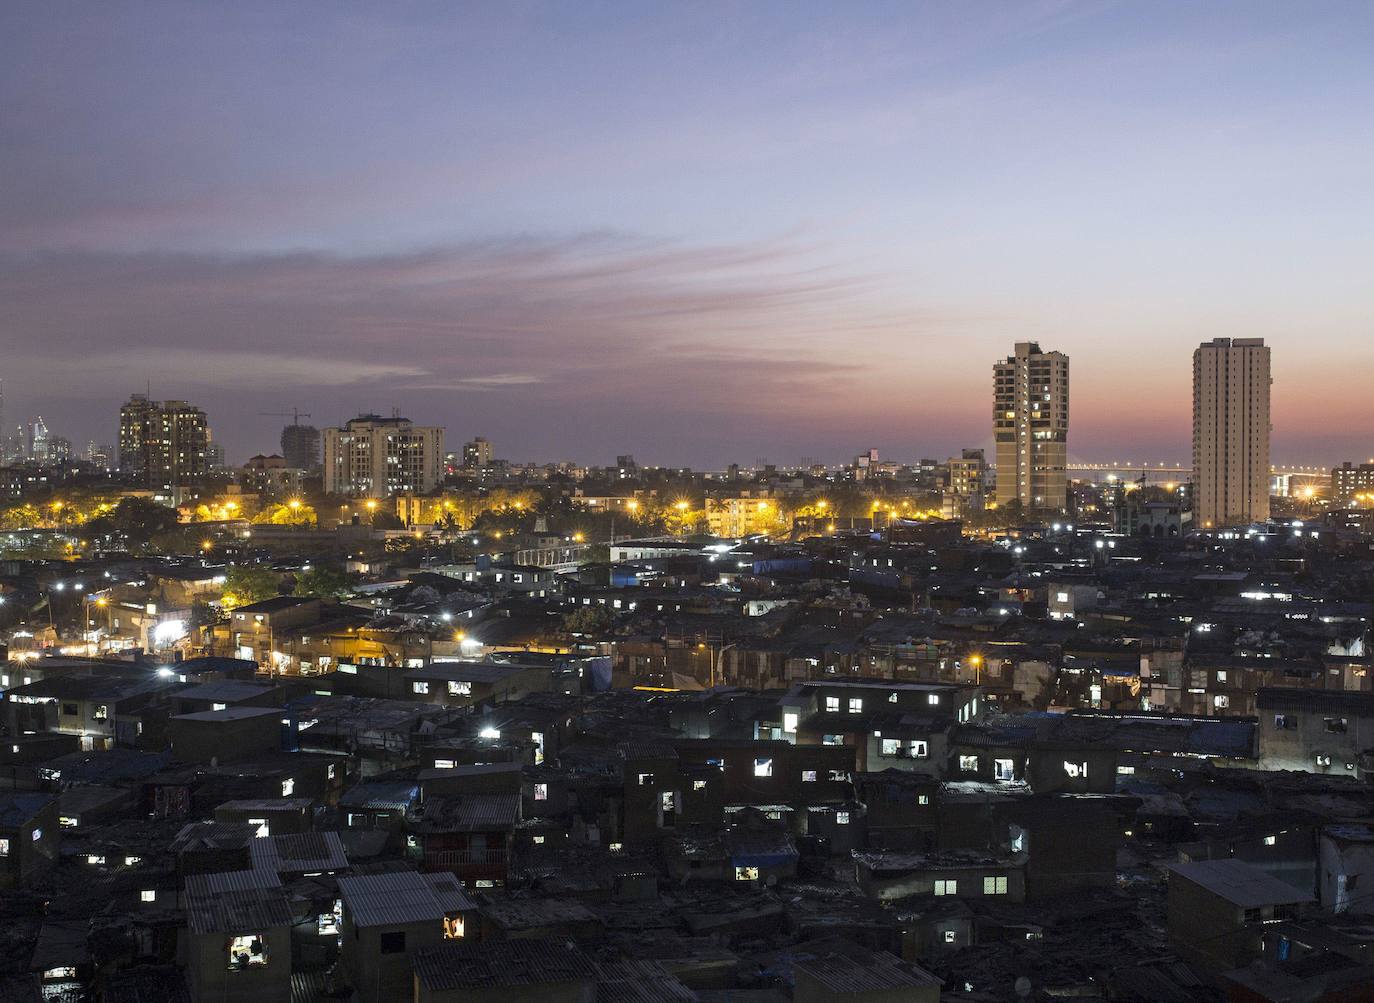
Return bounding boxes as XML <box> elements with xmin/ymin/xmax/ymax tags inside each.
<box><xmin>1014</xmin><ymin>976</ymin><xmax>1032</xmax><ymax>997</ymax></box>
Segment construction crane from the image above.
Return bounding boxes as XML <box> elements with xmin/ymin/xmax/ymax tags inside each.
<box><xmin>259</xmin><ymin>408</ymin><xmax>313</xmax><ymax>425</ymax></box>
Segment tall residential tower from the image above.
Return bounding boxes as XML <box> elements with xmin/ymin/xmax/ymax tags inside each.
<box><xmin>993</xmin><ymin>341</ymin><xmax>1069</xmax><ymax>511</ymax></box>
<box><xmin>323</xmin><ymin>414</ymin><xmax>444</xmax><ymax>497</ymax></box>
<box><xmin>1192</xmin><ymin>337</ymin><xmax>1271</xmax><ymax>528</ymax></box>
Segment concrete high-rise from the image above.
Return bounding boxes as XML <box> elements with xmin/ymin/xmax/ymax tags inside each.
<box><xmin>1192</xmin><ymin>337</ymin><xmax>1271</xmax><ymax>528</ymax></box>
<box><xmin>118</xmin><ymin>394</ymin><xmax>210</xmax><ymax>492</ymax></box>
<box><xmin>281</xmin><ymin>423</ymin><xmax>321</xmax><ymax>471</ymax></box>
<box><xmin>993</xmin><ymin>342</ymin><xmax>1069</xmax><ymax>511</ymax></box>
<box><xmin>322</xmin><ymin>414</ymin><xmax>444</xmax><ymax>497</ymax></box>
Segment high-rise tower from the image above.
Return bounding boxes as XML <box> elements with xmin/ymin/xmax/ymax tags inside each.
<box><xmin>993</xmin><ymin>342</ymin><xmax>1069</xmax><ymax>511</ymax></box>
<box><xmin>1192</xmin><ymin>338</ymin><xmax>1271</xmax><ymax>528</ymax></box>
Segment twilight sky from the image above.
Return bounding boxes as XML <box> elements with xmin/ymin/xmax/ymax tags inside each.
<box><xmin>3</xmin><ymin>2</ymin><xmax>1374</xmax><ymax>467</ymax></box>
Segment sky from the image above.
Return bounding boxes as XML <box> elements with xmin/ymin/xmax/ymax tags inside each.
<box><xmin>3</xmin><ymin>1</ymin><xmax>1374</xmax><ymax>468</ymax></box>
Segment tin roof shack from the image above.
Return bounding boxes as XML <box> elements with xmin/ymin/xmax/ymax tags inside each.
<box><xmin>214</xmin><ymin>797</ymin><xmax>313</xmax><ymax>836</ymax></box>
<box><xmin>1319</xmin><ymin>825</ymin><xmax>1374</xmax><ymax>915</ymax></box>
<box><xmin>339</xmin><ymin>780</ymin><xmax>419</xmax><ymax>841</ymax></box>
<box><xmin>413</xmin><ymin>938</ymin><xmax>596</xmax><ymax>1003</ymax></box>
<box><xmin>406</xmin><ymin>661</ymin><xmax>552</xmax><ymax>708</ymax></box>
<box><xmin>169</xmin><ymin>707</ymin><xmax>282</xmax><ymax>763</ymax></box>
<box><xmin>337</xmin><ymin>870</ymin><xmax>475</xmax><ymax>1003</ymax></box>
<box><xmin>620</xmin><ymin>741</ymin><xmax>681</xmax><ymax>844</ymax></box>
<box><xmin>409</xmin><ymin>792</ymin><xmax>520</xmax><ymax>885</ymax></box>
<box><xmin>2</xmin><ymin>673</ymin><xmax>169</xmax><ymax>751</ymax></box>
<box><xmin>856</xmin><ymin>770</ymin><xmax>941</xmax><ymax>852</ymax></box>
<box><xmin>479</xmin><ymin>897</ymin><xmax>604</xmax><ymax>942</ymax></box>
<box><xmin>183</xmin><ymin>871</ymin><xmax>293</xmax><ymax>1003</ymax></box>
<box><xmin>853</xmin><ymin>849</ymin><xmax>1026</xmax><ymax>905</ymax></box>
<box><xmin>0</xmin><ymin>793</ymin><xmax>58</xmax><ymax>888</ymax></box>
<box><xmin>170</xmin><ymin>680</ymin><xmax>295</xmax><ymax>716</ymax></box>
<box><xmin>248</xmin><ymin>831</ymin><xmax>348</xmax><ymax>880</ymax></box>
<box><xmin>791</xmin><ymin>945</ymin><xmax>941</xmax><ymax>1003</ymax></box>
<box><xmin>1257</xmin><ymin>688</ymin><xmax>1374</xmax><ymax>777</ymax></box>
<box><xmin>1168</xmin><ymin>859</ymin><xmax>1315</xmax><ymax>971</ymax></box>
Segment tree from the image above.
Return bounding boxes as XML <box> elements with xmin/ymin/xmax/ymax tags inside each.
<box><xmin>561</xmin><ymin>605</ymin><xmax>615</xmax><ymax>636</ymax></box>
<box><xmin>252</xmin><ymin>502</ymin><xmax>317</xmax><ymax>527</ymax></box>
<box><xmin>293</xmin><ymin>565</ymin><xmax>354</xmax><ymax>600</ymax></box>
<box><xmin>221</xmin><ymin>565</ymin><xmax>281</xmax><ymax>610</ymax></box>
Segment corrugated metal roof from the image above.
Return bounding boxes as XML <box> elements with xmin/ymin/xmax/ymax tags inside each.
<box><xmin>413</xmin><ymin>939</ymin><xmax>596</xmax><ymax>992</ymax></box>
<box><xmin>337</xmin><ymin>871</ymin><xmax>475</xmax><ymax>928</ymax></box>
<box><xmin>249</xmin><ymin>832</ymin><xmax>348</xmax><ymax>874</ymax></box>
<box><xmin>793</xmin><ymin>952</ymin><xmax>940</xmax><ymax>992</ymax></box>
<box><xmin>184</xmin><ymin>880</ymin><xmax>292</xmax><ymax>934</ymax></box>
<box><xmin>1168</xmin><ymin>859</ymin><xmax>1316</xmax><ymax>908</ymax></box>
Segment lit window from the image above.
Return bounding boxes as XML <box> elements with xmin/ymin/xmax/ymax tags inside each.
<box><xmin>1063</xmin><ymin>761</ymin><xmax>1087</xmax><ymax>779</ymax></box>
<box><xmin>881</xmin><ymin>739</ymin><xmax>900</xmax><ymax>756</ymax></box>
<box><xmin>735</xmin><ymin>866</ymin><xmax>759</xmax><ymax>881</ymax></box>
<box><xmin>753</xmin><ymin>758</ymin><xmax>773</xmax><ymax>778</ymax></box>
<box><xmin>910</xmin><ymin>740</ymin><xmax>928</xmax><ymax>758</ymax></box>
<box><xmin>928</xmin><ymin>694</ymin><xmax>940</xmax><ymax>705</ymax></box>
<box><xmin>638</xmin><ymin>773</ymin><xmax>653</xmax><ymax>786</ymax></box>
<box><xmin>412</xmin><ymin>681</ymin><xmax>429</xmax><ymax>695</ymax></box>
<box><xmin>534</xmin><ymin>783</ymin><xmax>548</xmax><ymax>801</ymax></box>
<box><xmin>983</xmin><ymin>876</ymin><xmax>1008</xmax><ymax>895</ymax></box>
<box><xmin>825</xmin><ymin>696</ymin><xmax>840</xmax><ymax>712</ymax></box>
<box><xmin>281</xmin><ymin>778</ymin><xmax>295</xmax><ymax>797</ymax></box>
<box><xmin>918</xmin><ymin>794</ymin><xmax>930</xmax><ymax>806</ymax></box>
<box><xmin>140</xmin><ymin>889</ymin><xmax>156</xmax><ymax>903</ymax></box>
<box><xmin>1263</xmin><ymin>835</ymin><xmax>1277</xmax><ymax>846</ymax></box>
<box><xmin>447</xmin><ymin>680</ymin><xmax>472</xmax><ymax>696</ymax></box>
<box><xmin>959</xmin><ymin>755</ymin><xmax>979</xmax><ymax>772</ymax></box>
<box><xmin>801</xmin><ymin>770</ymin><xmax>818</xmax><ymax>783</ymax></box>
<box><xmin>227</xmin><ymin>934</ymin><xmax>268</xmax><ymax>970</ymax></box>
<box><xmin>827</xmin><ymin>769</ymin><xmax>849</xmax><ymax>781</ymax></box>
<box><xmin>693</xmin><ymin>779</ymin><xmax>707</xmax><ymax>791</ymax></box>
<box><xmin>848</xmin><ymin>698</ymin><xmax>863</xmax><ymax>714</ymax></box>
<box><xmin>783</xmin><ymin>711</ymin><xmax>798</xmax><ymax>733</ymax></box>
<box><xmin>934</xmin><ymin>879</ymin><xmax>957</xmax><ymax>896</ymax></box>
<box><xmin>249</xmin><ymin>818</ymin><xmax>269</xmax><ymax>837</ymax></box>
<box><xmin>944</xmin><ymin>930</ymin><xmax>957</xmax><ymax>943</ymax></box>
<box><xmin>443</xmin><ymin>915</ymin><xmax>465</xmax><ymax>939</ymax></box>
<box><xmin>836</xmin><ymin>811</ymin><xmax>850</xmax><ymax>825</ymax></box>
<box><xmin>823</xmin><ymin>734</ymin><xmax>843</xmax><ymax>746</ymax></box>
<box><xmin>434</xmin><ymin>759</ymin><xmax>455</xmax><ymax>769</ymax></box>
<box><xmin>533</xmin><ymin>835</ymin><xmax>545</xmax><ymax>844</ymax></box>
<box><xmin>994</xmin><ymin>758</ymin><xmax>1015</xmax><ymax>781</ymax></box>
<box><xmin>124</xmin><ymin>855</ymin><xmax>140</xmax><ymax>865</ymax></box>
<box><xmin>87</xmin><ymin>854</ymin><xmax>105</xmax><ymax>865</ymax></box>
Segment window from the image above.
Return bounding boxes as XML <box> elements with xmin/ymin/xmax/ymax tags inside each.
<box><xmin>249</xmin><ymin>818</ymin><xmax>269</xmax><ymax>837</ymax></box>
<box><xmin>1063</xmin><ymin>761</ymin><xmax>1087</xmax><ymax>779</ymax></box>
<box><xmin>533</xmin><ymin>835</ymin><xmax>545</xmax><ymax>844</ymax></box>
<box><xmin>281</xmin><ymin>778</ymin><xmax>295</xmax><ymax>797</ymax></box>
<box><xmin>1325</xmin><ymin>718</ymin><xmax>1348</xmax><ymax>734</ymax></box>
<box><xmin>87</xmin><ymin>854</ymin><xmax>105</xmax><ymax>865</ymax></box>
<box><xmin>994</xmin><ymin>758</ymin><xmax>1015</xmax><ymax>781</ymax></box>
<box><xmin>801</xmin><ymin>770</ymin><xmax>818</xmax><ymax>783</ymax></box>
<box><xmin>1263</xmin><ymin>835</ymin><xmax>1277</xmax><ymax>846</ymax></box>
<box><xmin>447</xmin><ymin>680</ymin><xmax>472</xmax><ymax>697</ymax></box>
<box><xmin>928</xmin><ymin>694</ymin><xmax>941</xmax><ymax>705</ymax></box>
<box><xmin>825</xmin><ymin>696</ymin><xmax>840</xmax><ymax>712</ymax></box>
<box><xmin>835</xmin><ymin>811</ymin><xmax>850</xmax><ymax>825</ymax></box>
<box><xmin>661</xmin><ymin>791</ymin><xmax>675</xmax><ymax>810</ymax></box>
<box><xmin>827</xmin><ymin>769</ymin><xmax>849</xmax><ymax>782</ymax></box>
<box><xmin>125</xmin><ymin>855</ymin><xmax>140</xmax><ymax>865</ymax></box>
<box><xmin>1274</xmin><ymin>714</ymin><xmax>1296</xmax><ymax>730</ymax></box>
<box><xmin>943</xmin><ymin>930</ymin><xmax>957</xmax><ymax>943</ymax></box>
<box><xmin>533</xmin><ymin>783</ymin><xmax>548</xmax><ymax>801</ymax></box>
<box><xmin>140</xmin><ymin>889</ymin><xmax>156</xmax><ymax>903</ymax></box>
<box><xmin>823</xmin><ymin>734</ymin><xmax>843</xmax><ymax>746</ymax></box>
<box><xmin>959</xmin><ymin>755</ymin><xmax>979</xmax><ymax>772</ymax></box>
<box><xmin>62</xmin><ymin>703</ymin><xmax>78</xmax><ymax>717</ymax></box>
<box><xmin>1215</xmin><ymin>671</ymin><xmax>1227</xmax><ymax>683</ymax></box>
<box><xmin>638</xmin><ymin>773</ymin><xmax>654</xmax><ymax>786</ymax></box>
<box><xmin>934</xmin><ymin>879</ymin><xmax>957</xmax><ymax>896</ymax></box>
<box><xmin>412</xmin><ymin>681</ymin><xmax>429</xmax><ymax>695</ymax></box>
<box><xmin>94</xmin><ymin>704</ymin><xmax>108</xmax><ymax>721</ymax></box>
<box><xmin>735</xmin><ymin>866</ymin><xmax>759</xmax><ymax>881</ymax></box>
<box><xmin>1316</xmin><ymin>754</ymin><xmax>1332</xmax><ymax>767</ymax></box>
<box><xmin>983</xmin><ymin>876</ymin><xmax>1008</xmax><ymax>895</ymax></box>
<box><xmin>1214</xmin><ymin>694</ymin><xmax>1229</xmax><ymax>710</ymax></box>
<box><xmin>783</xmin><ymin>711</ymin><xmax>798</xmax><ymax>733</ymax></box>
<box><xmin>881</xmin><ymin>739</ymin><xmax>900</xmax><ymax>757</ymax></box>
<box><xmin>889</xmin><ymin>692</ymin><xmax>898</xmax><ymax>703</ymax></box>
<box><xmin>434</xmin><ymin>759</ymin><xmax>455</xmax><ymax>769</ymax></box>
<box><xmin>212</xmin><ymin>702</ymin><xmax>227</xmax><ymax>711</ymax></box>
<box><xmin>227</xmin><ymin>934</ymin><xmax>268</xmax><ymax>970</ymax></box>
<box><xmin>848</xmin><ymin>698</ymin><xmax>863</xmax><ymax>714</ymax></box>
<box><xmin>753</xmin><ymin>757</ymin><xmax>773</xmax><ymax>777</ymax></box>
<box><xmin>918</xmin><ymin>794</ymin><xmax>930</xmax><ymax>806</ymax></box>
<box><xmin>693</xmin><ymin>779</ymin><xmax>707</xmax><ymax>791</ymax></box>
<box><xmin>1</xmin><ymin>837</ymin><xmax>13</xmax><ymax>856</ymax></box>
<box><xmin>379</xmin><ymin>931</ymin><xmax>406</xmax><ymax>954</ymax></box>
<box><xmin>444</xmin><ymin>915</ymin><xmax>465</xmax><ymax>939</ymax></box>
<box><xmin>910</xmin><ymin>740</ymin><xmax>928</xmax><ymax>758</ymax></box>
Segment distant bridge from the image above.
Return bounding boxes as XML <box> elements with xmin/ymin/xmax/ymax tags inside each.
<box><xmin>1066</xmin><ymin>462</ymin><xmax>1330</xmax><ymax>485</ymax></box>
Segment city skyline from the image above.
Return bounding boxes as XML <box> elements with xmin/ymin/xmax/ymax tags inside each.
<box><xmin>6</xmin><ymin>3</ymin><xmax>1374</xmax><ymax>465</ymax></box>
